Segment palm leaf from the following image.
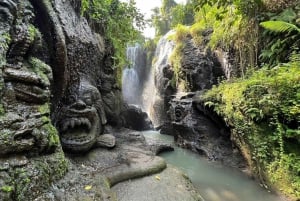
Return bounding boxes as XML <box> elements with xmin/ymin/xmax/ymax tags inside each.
<box><xmin>260</xmin><ymin>21</ymin><xmax>300</xmax><ymax>33</ymax></box>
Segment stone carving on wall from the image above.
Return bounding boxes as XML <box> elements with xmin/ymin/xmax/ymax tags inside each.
<box><xmin>0</xmin><ymin>0</ymin><xmax>124</xmax><ymax>199</ymax></box>
<box><xmin>54</xmin><ymin>76</ymin><xmax>116</xmax><ymax>152</ymax></box>
<box><xmin>49</xmin><ymin>0</ymin><xmax>118</xmax><ymax>152</ymax></box>
<box><xmin>0</xmin><ymin>0</ymin><xmax>58</xmax><ymax>156</ymax></box>
<box><xmin>0</xmin><ymin>1</ymin><xmax>67</xmax><ymax>200</ymax></box>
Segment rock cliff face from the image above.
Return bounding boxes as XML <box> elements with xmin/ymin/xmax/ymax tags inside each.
<box><xmin>0</xmin><ymin>1</ymin><xmax>68</xmax><ymax>199</ymax></box>
<box><xmin>152</xmin><ymin>31</ymin><xmax>245</xmax><ymax>167</ymax></box>
<box><xmin>150</xmin><ymin>31</ymin><xmax>176</xmax><ymax>132</ymax></box>
<box><xmin>179</xmin><ymin>34</ymin><xmax>224</xmax><ymax>91</ymax></box>
<box><xmin>151</xmin><ymin>31</ymin><xmax>223</xmax><ymax>132</ymax></box>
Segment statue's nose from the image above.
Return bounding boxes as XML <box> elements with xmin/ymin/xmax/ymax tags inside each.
<box><xmin>71</xmin><ymin>99</ymin><xmax>86</xmax><ymax>110</ymax></box>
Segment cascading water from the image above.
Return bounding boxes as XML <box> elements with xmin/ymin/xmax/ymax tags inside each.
<box><xmin>214</xmin><ymin>48</ymin><xmax>233</xmax><ymax>79</ymax></box>
<box><xmin>121</xmin><ymin>33</ymin><xmax>175</xmax><ymax>124</ymax></box>
<box><xmin>146</xmin><ymin>30</ymin><xmax>176</xmax><ymax>127</ymax></box>
<box><xmin>122</xmin><ymin>43</ymin><xmax>147</xmax><ymax>105</ymax></box>
<box><xmin>122</xmin><ymin>68</ymin><xmax>140</xmax><ymax>105</ymax></box>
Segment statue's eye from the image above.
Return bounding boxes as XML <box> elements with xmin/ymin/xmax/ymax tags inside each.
<box><xmin>84</xmin><ymin>95</ymin><xmax>92</xmax><ymax>106</ymax></box>
<box><xmin>68</xmin><ymin>95</ymin><xmax>76</xmax><ymax>104</ymax></box>
<box><xmin>92</xmin><ymin>92</ymin><xmax>100</xmax><ymax>101</ymax></box>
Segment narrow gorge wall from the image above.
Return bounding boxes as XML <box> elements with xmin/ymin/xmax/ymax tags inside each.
<box><xmin>150</xmin><ymin>30</ymin><xmax>246</xmax><ymax>168</ymax></box>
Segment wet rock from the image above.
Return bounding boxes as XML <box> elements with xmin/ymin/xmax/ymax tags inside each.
<box><xmin>0</xmin><ymin>0</ymin><xmax>120</xmax><ymax>199</ymax></box>
<box><xmin>0</xmin><ymin>156</ymin><xmax>28</xmax><ymax>170</ymax></box>
<box><xmin>145</xmin><ymin>137</ymin><xmax>174</xmax><ymax>155</ymax></box>
<box><xmin>149</xmin><ymin>30</ymin><xmax>246</xmax><ymax>169</ymax></box>
<box><xmin>113</xmin><ymin>165</ymin><xmax>204</xmax><ymax>201</ymax></box>
<box><xmin>121</xmin><ymin>104</ymin><xmax>153</xmax><ymax>131</ymax></box>
<box><xmin>180</xmin><ymin>35</ymin><xmax>224</xmax><ymax>91</ymax></box>
<box><xmin>36</xmin><ymin>129</ymin><xmax>175</xmax><ymax>201</ymax></box>
<box><xmin>97</xmin><ymin>134</ymin><xmax>116</xmax><ymax>148</ymax></box>
<box><xmin>0</xmin><ymin>2</ymin><xmax>68</xmax><ymax>199</ymax></box>
<box><xmin>150</xmin><ymin>31</ymin><xmax>176</xmax><ymax>128</ymax></box>
<box><xmin>168</xmin><ymin>92</ymin><xmax>246</xmax><ymax>168</ymax></box>
<box><xmin>0</xmin><ymin>1</ymin><xmax>205</xmax><ymax>201</ymax></box>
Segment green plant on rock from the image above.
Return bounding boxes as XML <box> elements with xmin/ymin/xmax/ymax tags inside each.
<box><xmin>202</xmin><ymin>58</ymin><xmax>300</xmax><ymax>199</ymax></box>
<box><xmin>168</xmin><ymin>24</ymin><xmax>189</xmax><ymax>87</ymax></box>
<box><xmin>1</xmin><ymin>185</ymin><xmax>14</xmax><ymax>193</ymax></box>
<box><xmin>187</xmin><ymin>2</ymin><xmax>259</xmax><ymax>76</ymax></box>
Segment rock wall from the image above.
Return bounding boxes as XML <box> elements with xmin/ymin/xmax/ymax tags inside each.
<box><xmin>0</xmin><ymin>1</ymin><xmax>68</xmax><ymax>200</ymax></box>
<box><xmin>0</xmin><ymin>0</ymin><xmax>123</xmax><ymax>199</ymax></box>
<box><xmin>151</xmin><ymin>30</ymin><xmax>246</xmax><ymax>167</ymax></box>
<box><xmin>151</xmin><ymin>31</ymin><xmax>223</xmax><ymax>132</ymax></box>
<box><xmin>150</xmin><ymin>31</ymin><xmax>176</xmax><ymax>131</ymax></box>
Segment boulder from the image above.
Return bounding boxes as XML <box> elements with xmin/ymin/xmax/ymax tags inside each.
<box><xmin>121</xmin><ymin>104</ymin><xmax>153</xmax><ymax>131</ymax></box>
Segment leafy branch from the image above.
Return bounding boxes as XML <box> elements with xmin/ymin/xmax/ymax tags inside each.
<box><xmin>260</xmin><ymin>20</ymin><xmax>300</xmax><ymax>33</ymax></box>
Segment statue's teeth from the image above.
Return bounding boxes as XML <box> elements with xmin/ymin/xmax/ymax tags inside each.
<box><xmin>80</xmin><ymin>118</ymin><xmax>87</xmax><ymax>126</ymax></box>
<box><xmin>75</xmin><ymin>119</ymin><xmax>81</xmax><ymax>127</ymax></box>
<box><xmin>81</xmin><ymin>118</ymin><xmax>91</xmax><ymax>130</ymax></box>
<box><xmin>86</xmin><ymin>120</ymin><xmax>92</xmax><ymax>130</ymax></box>
<box><xmin>70</xmin><ymin>119</ymin><xmax>75</xmax><ymax>129</ymax></box>
<box><xmin>62</xmin><ymin>122</ymin><xmax>69</xmax><ymax>132</ymax></box>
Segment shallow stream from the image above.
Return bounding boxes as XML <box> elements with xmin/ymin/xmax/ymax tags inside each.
<box><xmin>143</xmin><ymin>130</ymin><xmax>283</xmax><ymax>201</ymax></box>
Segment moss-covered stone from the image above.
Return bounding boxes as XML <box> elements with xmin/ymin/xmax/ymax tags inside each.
<box><xmin>9</xmin><ymin>150</ymin><xmax>67</xmax><ymax>201</ymax></box>
<box><xmin>29</xmin><ymin>57</ymin><xmax>52</xmax><ymax>86</ymax></box>
<box><xmin>1</xmin><ymin>186</ymin><xmax>14</xmax><ymax>196</ymax></box>
<box><xmin>43</xmin><ymin>119</ymin><xmax>60</xmax><ymax>148</ymax></box>
<box><xmin>38</xmin><ymin>103</ymin><xmax>50</xmax><ymax>115</ymax></box>
<box><xmin>202</xmin><ymin>63</ymin><xmax>300</xmax><ymax>200</ymax></box>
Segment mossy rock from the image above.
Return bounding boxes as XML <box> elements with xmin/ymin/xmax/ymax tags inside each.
<box><xmin>0</xmin><ymin>149</ymin><xmax>67</xmax><ymax>201</ymax></box>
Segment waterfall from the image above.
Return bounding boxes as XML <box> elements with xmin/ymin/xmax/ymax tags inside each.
<box><xmin>148</xmin><ymin>31</ymin><xmax>176</xmax><ymax>127</ymax></box>
<box><xmin>214</xmin><ymin>48</ymin><xmax>233</xmax><ymax>79</ymax></box>
<box><xmin>121</xmin><ymin>33</ymin><xmax>176</xmax><ymax>127</ymax></box>
<box><xmin>122</xmin><ymin>43</ymin><xmax>147</xmax><ymax>106</ymax></box>
<box><xmin>122</xmin><ymin>68</ymin><xmax>140</xmax><ymax>105</ymax></box>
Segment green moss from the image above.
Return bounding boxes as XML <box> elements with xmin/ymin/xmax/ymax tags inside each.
<box><xmin>168</xmin><ymin>25</ymin><xmax>189</xmax><ymax>88</ymax></box>
<box><xmin>12</xmin><ymin>150</ymin><xmax>67</xmax><ymax>200</ymax></box>
<box><xmin>28</xmin><ymin>25</ymin><xmax>39</xmax><ymax>41</ymax></box>
<box><xmin>0</xmin><ymin>104</ymin><xmax>5</xmax><ymax>116</ymax></box>
<box><xmin>28</xmin><ymin>57</ymin><xmax>51</xmax><ymax>86</ymax></box>
<box><xmin>0</xmin><ymin>32</ymin><xmax>11</xmax><ymax>52</ymax></box>
<box><xmin>44</xmin><ymin>122</ymin><xmax>60</xmax><ymax>147</ymax></box>
<box><xmin>1</xmin><ymin>186</ymin><xmax>14</xmax><ymax>193</ymax></box>
<box><xmin>38</xmin><ymin>103</ymin><xmax>50</xmax><ymax>115</ymax></box>
<box><xmin>38</xmin><ymin>103</ymin><xmax>60</xmax><ymax>148</ymax></box>
<box><xmin>202</xmin><ymin>61</ymin><xmax>300</xmax><ymax>199</ymax></box>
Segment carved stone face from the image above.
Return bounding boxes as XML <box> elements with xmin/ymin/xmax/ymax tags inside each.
<box><xmin>0</xmin><ymin>0</ymin><xmax>17</xmax><ymax>28</ymax></box>
<box><xmin>56</xmin><ymin>79</ymin><xmax>102</xmax><ymax>152</ymax></box>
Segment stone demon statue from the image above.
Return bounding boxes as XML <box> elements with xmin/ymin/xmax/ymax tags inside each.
<box><xmin>0</xmin><ymin>0</ymin><xmax>121</xmax><ymax>199</ymax></box>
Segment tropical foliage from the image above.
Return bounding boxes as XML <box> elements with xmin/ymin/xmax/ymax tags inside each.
<box><xmin>81</xmin><ymin>0</ymin><xmax>145</xmax><ymax>69</ymax></box>
<box><xmin>151</xmin><ymin>0</ymin><xmax>194</xmax><ymax>39</ymax></box>
<box><xmin>259</xmin><ymin>6</ymin><xmax>300</xmax><ymax>66</ymax></box>
<box><xmin>202</xmin><ymin>57</ymin><xmax>300</xmax><ymax>199</ymax></box>
<box><xmin>260</xmin><ymin>20</ymin><xmax>300</xmax><ymax>33</ymax></box>
<box><xmin>151</xmin><ymin>0</ymin><xmax>300</xmax><ymax>199</ymax></box>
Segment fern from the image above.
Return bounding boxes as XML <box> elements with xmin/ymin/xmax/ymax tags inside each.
<box><xmin>260</xmin><ymin>21</ymin><xmax>300</xmax><ymax>33</ymax></box>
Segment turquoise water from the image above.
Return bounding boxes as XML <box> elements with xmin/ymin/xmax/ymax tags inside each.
<box><xmin>143</xmin><ymin>130</ymin><xmax>283</xmax><ymax>201</ymax></box>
